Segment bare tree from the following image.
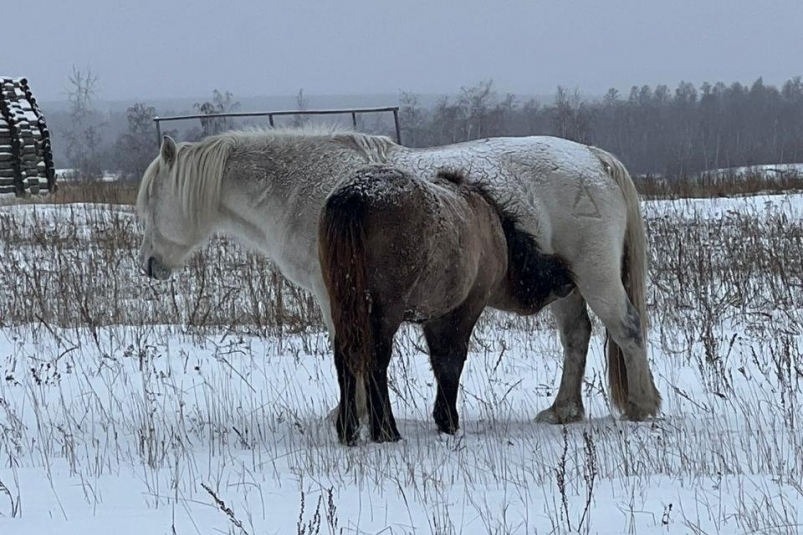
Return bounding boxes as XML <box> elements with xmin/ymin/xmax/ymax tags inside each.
<box><xmin>399</xmin><ymin>92</ymin><xmax>429</xmax><ymax>147</ymax></box>
<box><xmin>292</xmin><ymin>88</ymin><xmax>309</xmax><ymax>128</ymax></box>
<box><xmin>63</xmin><ymin>66</ymin><xmax>106</xmax><ymax>179</ymax></box>
<box><xmin>113</xmin><ymin>103</ymin><xmax>157</xmax><ymax>179</ymax></box>
<box><xmin>193</xmin><ymin>89</ymin><xmax>240</xmax><ymax>137</ymax></box>
<box><xmin>552</xmin><ymin>86</ymin><xmax>592</xmax><ymax>144</ymax></box>
<box><xmin>458</xmin><ymin>79</ymin><xmax>496</xmax><ymax>139</ymax></box>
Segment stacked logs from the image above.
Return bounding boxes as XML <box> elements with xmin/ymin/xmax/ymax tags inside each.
<box><xmin>0</xmin><ymin>77</ymin><xmax>56</xmax><ymax>196</ymax></box>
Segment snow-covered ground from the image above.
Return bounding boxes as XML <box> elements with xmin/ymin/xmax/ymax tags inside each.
<box><xmin>0</xmin><ymin>194</ymin><xmax>801</xmax><ymax>534</ymax></box>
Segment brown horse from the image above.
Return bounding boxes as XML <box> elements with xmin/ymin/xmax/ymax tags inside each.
<box><xmin>318</xmin><ymin>164</ymin><xmax>574</xmax><ymax>445</ymax></box>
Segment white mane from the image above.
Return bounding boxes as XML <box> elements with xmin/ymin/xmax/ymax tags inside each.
<box><xmin>136</xmin><ymin>125</ymin><xmax>398</xmax><ymax>230</ymax></box>
<box><xmin>136</xmin><ymin>135</ymin><xmax>233</xmax><ymax>232</ymax></box>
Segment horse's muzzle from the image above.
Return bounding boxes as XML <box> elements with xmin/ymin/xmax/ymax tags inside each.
<box><xmin>144</xmin><ymin>256</ymin><xmax>172</xmax><ymax>280</ymax></box>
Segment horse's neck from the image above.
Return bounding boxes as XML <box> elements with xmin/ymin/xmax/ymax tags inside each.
<box><xmin>214</xmin><ymin>139</ymin><xmax>350</xmax><ymax>290</ymax></box>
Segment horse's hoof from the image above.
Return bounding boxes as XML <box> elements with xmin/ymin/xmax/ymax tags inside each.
<box><xmin>535</xmin><ymin>403</ymin><xmax>585</xmax><ymax>424</ymax></box>
<box><xmin>621</xmin><ymin>403</ymin><xmax>659</xmax><ymax>422</ymax></box>
<box><xmin>337</xmin><ymin>431</ymin><xmax>360</xmax><ymax>446</ymax></box>
<box><xmin>437</xmin><ymin>427</ymin><xmax>465</xmax><ymax>443</ymax></box>
<box><xmin>336</xmin><ymin>416</ymin><xmax>361</xmax><ymax>446</ymax></box>
<box><xmin>372</xmin><ymin>427</ymin><xmax>402</xmax><ymax>443</ymax></box>
<box><xmin>620</xmin><ymin>388</ymin><xmax>662</xmax><ymax>421</ymax></box>
<box><xmin>436</xmin><ymin>422</ymin><xmax>460</xmax><ymax>435</ymax></box>
<box><xmin>433</xmin><ymin>409</ymin><xmax>459</xmax><ymax>435</ymax></box>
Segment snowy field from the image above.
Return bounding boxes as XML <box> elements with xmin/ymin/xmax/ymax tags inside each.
<box><xmin>0</xmin><ymin>193</ymin><xmax>801</xmax><ymax>534</ymax></box>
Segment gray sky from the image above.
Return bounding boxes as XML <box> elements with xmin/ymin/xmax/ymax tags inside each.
<box><xmin>11</xmin><ymin>0</ymin><xmax>803</xmax><ymax>103</ymax></box>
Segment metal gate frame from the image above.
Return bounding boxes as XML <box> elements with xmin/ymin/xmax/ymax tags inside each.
<box><xmin>153</xmin><ymin>106</ymin><xmax>401</xmax><ymax>146</ymax></box>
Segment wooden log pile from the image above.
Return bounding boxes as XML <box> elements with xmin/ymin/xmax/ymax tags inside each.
<box><xmin>0</xmin><ymin>77</ymin><xmax>56</xmax><ymax>196</ymax></box>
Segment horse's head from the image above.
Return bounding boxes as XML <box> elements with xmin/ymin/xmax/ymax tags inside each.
<box><xmin>136</xmin><ymin>136</ymin><xmax>204</xmax><ymax>280</ymax></box>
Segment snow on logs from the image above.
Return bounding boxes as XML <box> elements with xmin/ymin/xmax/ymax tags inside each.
<box><xmin>0</xmin><ymin>77</ymin><xmax>56</xmax><ymax>196</ymax></box>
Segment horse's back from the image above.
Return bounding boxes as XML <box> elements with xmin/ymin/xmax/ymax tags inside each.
<box><xmin>326</xmin><ymin>164</ymin><xmax>507</xmax><ymax>318</ymax></box>
<box><xmin>392</xmin><ymin>135</ymin><xmax>629</xmax><ymax>261</ymax></box>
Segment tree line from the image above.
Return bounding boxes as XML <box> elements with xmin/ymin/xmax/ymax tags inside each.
<box><xmin>399</xmin><ymin>77</ymin><xmax>803</xmax><ymax>177</ymax></box>
<box><xmin>55</xmin><ymin>70</ymin><xmax>803</xmax><ymax>180</ymax></box>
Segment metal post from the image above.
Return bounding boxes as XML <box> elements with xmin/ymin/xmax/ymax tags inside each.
<box><xmin>393</xmin><ymin>109</ymin><xmax>402</xmax><ymax>145</ymax></box>
<box><xmin>154</xmin><ymin>118</ymin><xmax>162</xmax><ymax>148</ymax></box>
<box><xmin>351</xmin><ymin>112</ymin><xmax>357</xmax><ymax>129</ymax></box>
<box><xmin>268</xmin><ymin>114</ymin><xmax>274</xmax><ymax>127</ymax></box>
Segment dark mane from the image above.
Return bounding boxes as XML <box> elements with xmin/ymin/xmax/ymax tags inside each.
<box><xmin>465</xmin><ymin>179</ymin><xmax>576</xmax><ymax>313</ymax></box>
<box><xmin>432</xmin><ymin>166</ymin><xmax>575</xmax><ymax>312</ymax></box>
<box><xmin>435</xmin><ymin>168</ymin><xmax>467</xmax><ymax>185</ymax></box>
<box><xmin>434</xmin><ymin>169</ymin><xmax>522</xmax><ymax>233</ymax></box>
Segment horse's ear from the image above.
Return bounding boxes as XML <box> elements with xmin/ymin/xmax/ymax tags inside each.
<box><xmin>160</xmin><ymin>135</ymin><xmax>177</xmax><ymax>164</ymax></box>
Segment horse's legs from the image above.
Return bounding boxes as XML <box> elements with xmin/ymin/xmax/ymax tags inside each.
<box><xmin>423</xmin><ymin>300</ymin><xmax>485</xmax><ymax>434</ymax></box>
<box><xmin>320</xmin><ymin>290</ymin><xmax>369</xmax><ymax>427</ymax></box>
<box><xmin>365</xmin><ymin>330</ymin><xmax>401</xmax><ymax>443</ymax></box>
<box><xmin>365</xmin><ymin>309</ymin><xmax>402</xmax><ymax>442</ymax></box>
<box><xmin>320</xmin><ymin>293</ymin><xmax>341</xmax><ymax>424</ymax></box>
<box><xmin>535</xmin><ymin>290</ymin><xmax>592</xmax><ymax>424</ymax></box>
<box><xmin>574</xmin><ymin>266</ymin><xmax>661</xmax><ymax>421</ymax></box>
<box><xmin>334</xmin><ymin>336</ymin><xmax>361</xmax><ymax>445</ymax></box>
<box><xmin>326</xmin><ymin>368</ymin><xmax>368</xmax><ymax>428</ymax></box>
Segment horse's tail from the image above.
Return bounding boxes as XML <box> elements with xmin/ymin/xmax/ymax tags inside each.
<box><xmin>589</xmin><ymin>146</ymin><xmax>650</xmax><ymax>412</ymax></box>
<box><xmin>318</xmin><ymin>186</ymin><xmax>374</xmax><ymax>377</ymax></box>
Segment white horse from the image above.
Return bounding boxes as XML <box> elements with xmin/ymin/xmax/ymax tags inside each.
<box><xmin>136</xmin><ymin>126</ymin><xmax>661</xmax><ymax>430</ymax></box>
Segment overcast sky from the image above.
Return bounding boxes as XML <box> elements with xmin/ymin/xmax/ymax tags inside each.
<box><xmin>9</xmin><ymin>0</ymin><xmax>803</xmax><ymax>102</ymax></box>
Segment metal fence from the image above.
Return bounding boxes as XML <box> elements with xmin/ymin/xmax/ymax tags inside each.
<box><xmin>153</xmin><ymin>106</ymin><xmax>402</xmax><ymax>146</ymax></box>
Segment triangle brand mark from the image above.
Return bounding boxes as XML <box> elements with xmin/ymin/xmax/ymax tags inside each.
<box><xmin>572</xmin><ymin>182</ymin><xmax>602</xmax><ymax>219</ymax></box>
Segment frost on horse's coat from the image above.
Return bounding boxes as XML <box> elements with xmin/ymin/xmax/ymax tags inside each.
<box><xmin>136</xmin><ymin>125</ymin><xmax>661</xmax><ymax>433</ymax></box>
<box><xmin>319</xmin><ymin>164</ymin><xmax>517</xmax><ymax>444</ymax></box>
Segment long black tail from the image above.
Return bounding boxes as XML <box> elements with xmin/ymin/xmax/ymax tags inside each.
<box><xmin>318</xmin><ymin>188</ymin><xmax>375</xmax><ymax>376</ymax></box>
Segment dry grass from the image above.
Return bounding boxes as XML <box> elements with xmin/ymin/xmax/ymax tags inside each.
<box><xmin>0</xmin><ymin>203</ymin><xmax>322</xmax><ymax>337</ymax></box>
<box><xmin>0</xmin><ymin>179</ymin><xmax>140</xmax><ymax>207</ymax></box>
<box><xmin>635</xmin><ymin>168</ymin><xmax>803</xmax><ymax>200</ymax></box>
<box><xmin>0</xmin><ymin>178</ymin><xmax>801</xmax><ymax>533</ymax></box>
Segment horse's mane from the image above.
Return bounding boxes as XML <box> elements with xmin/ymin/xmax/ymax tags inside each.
<box><xmin>433</xmin><ymin>167</ymin><xmax>565</xmax><ymax>291</ymax></box>
<box><xmin>136</xmin><ymin>134</ymin><xmax>234</xmax><ymax>232</ymax></box>
<box><xmin>136</xmin><ymin>125</ymin><xmax>399</xmax><ymax>228</ymax></box>
<box><xmin>433</xmin><ymin>167</ymin><xmax>522</xmax><ymax>229</ymax></box>
<box><xmin>234</xmin><ymin>124</ymin><xmax>397</xmax><ymax>163</ymax></box>
<box><xmin>434</xmin><ymin>169</ymin><xmax>467</xmax><ymax>185</ymax></box>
